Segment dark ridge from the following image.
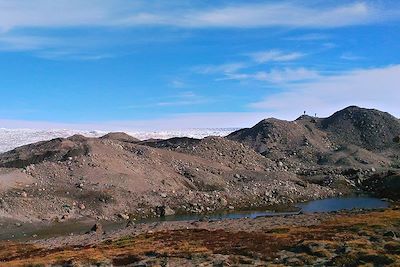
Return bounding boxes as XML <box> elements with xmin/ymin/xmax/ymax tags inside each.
<box><xmin>0</xmin><ymin>137</ymin><xmax>90</xmax><ymax>168</ymax></box>
<box><xmin>67</xmin><ymin>134</ymin><xmax>88</xmax><ymax>142</ymax></box>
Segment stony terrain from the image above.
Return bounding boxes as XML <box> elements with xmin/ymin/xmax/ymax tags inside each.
<box><xmin>0</xmin><ymin>105</ymin><xmax>399</xmax><ymax>266</ymax></box>
<box><xmin>0</xmin><ymin>132</ymin><xmax>333</xmax><ymax>224</ymax></box>
<box><xmin>0</xmin><ymin>106</ymin><xmax>399</xmax><ymax>224</ymax></box>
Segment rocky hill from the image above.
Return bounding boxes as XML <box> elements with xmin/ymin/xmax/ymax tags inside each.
<box><xmin>0</xmin><ymin>133</ymin><xmax>333</xmax><ymax>222</ymax></box>
<box><xmin>227</xmin><ymin>106</ymin><xmax>400</xmax><ymax>168</ymax></box>
<box><xmin>0</xmin><ymin>106</ymin><xmax>399</xmax><ymax>223</ymax></box>
<box><xmin>318</xmin><ymin>106</ymin><xmax>400</xmax><ymax>150</ymax></box>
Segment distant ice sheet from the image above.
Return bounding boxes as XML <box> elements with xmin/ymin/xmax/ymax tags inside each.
<box><xmin>0</xmin><ymin>128</ymin><xmax>238</xmax><ymax>153</ymax></box>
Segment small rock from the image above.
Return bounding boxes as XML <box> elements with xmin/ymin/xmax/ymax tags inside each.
<box><xmin>78</xmin><ymin>203</ymin><xmax>86</xmax><ymax>210</ymax></box>
<box><xmin>88</xmin><ymin>223</ymin><xmax>103</xmax><ymax>234</ymax></box>
<box><xmin>155</xmin><ymin>205</ymin><xmax>175</xmax><ymax>217</ymax></box>
<box><xmin>21</xmin><ymin>192</ymin><xmax>28</xmax><ymax>198</ymax></box>
<box><xmin>126</xmin><ymin>220</ymin><xmax>136</xmax><ymax>228</ymax></box>
<box><xmin>118</xmin><ymin>213</ymin><xmax>130</xmax><ymax>220</ymax></box>
<box><xmin>164</xmin><ymin>206</ymin><xmax>175</xmax><ymax>216</ymax></box>
<box><xmin>219</xmin><ymin>197</ymin><xmax>228</xmax><ymax>206</ymax></box>
<box><xmin>384</xmin><ymin>231</ymin><xmax>399</xmax><ymax>238</ymax></box>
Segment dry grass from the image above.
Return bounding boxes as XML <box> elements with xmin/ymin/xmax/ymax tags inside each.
<box><xmin>1</xmin><ymin>209</ymin><xmax>399</xmax><ymax>266</ymax></box>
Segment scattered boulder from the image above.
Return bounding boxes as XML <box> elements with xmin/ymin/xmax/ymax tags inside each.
<box><xmin>155</xmin><ymin>205</ymin><xmax>175</xmax><ymax>217</ymax></box>
<box><xmin>218</xmin><ymin>197</ymin><xmax>228</xmax><ymax>207</ymax></box>
<box><xmin>87</xmin><ymin>223</ymin><xmax>104</xmax><ymax>234</ymax></box>
<box><xmin>126</xmin><ymin>220</ymin><xmax>136</xmax><ymax>228</ymax></box>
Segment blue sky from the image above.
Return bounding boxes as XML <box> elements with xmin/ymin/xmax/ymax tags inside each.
<box><xmin>1</xmin><ymin>0</ymin><xmax>400</xmax><ymax>130</ymax></box>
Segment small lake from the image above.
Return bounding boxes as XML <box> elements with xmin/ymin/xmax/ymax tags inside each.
<box><xmin>297</xmin><ymin>196</ymin><xmax>389</xmax><ymax>213</ymax></box>
<box><xmin>0</xmin><ymin>196</ymin><xmax>390</xmax><ymax>241</ymax></box>
<box><xmin>152</xmin><ymin>196</ymin><xmax>389</xmax><ymax>223</ymax></box>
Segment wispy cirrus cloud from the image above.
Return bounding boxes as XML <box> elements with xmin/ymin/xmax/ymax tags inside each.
<box><xmin>196</xmin><ymin>49</ymin><xmax>311</xmax><ymax>84</ymax></box>
<box><xmin>249</xmin><ymin>50</ymin><xmax>305</xmax><ymax>63</ymax></box>
<box><xmin>340</xmin><ymin>52</ymin><xmax>364</xmax><ymax>61</ymax></box>
<box><xmin>122</xmin><ymin>91</ymin><xmax>209</xmax><ymax>109</ymax></box>
<box><xmin>194</xmin><ymin>62</ymin><xmax>247</xmax><ymax>75</ymax></box>
<box><xmin>1</xmin><ymin>1</ymin><xmax>397</xmax><ymax>30</ymax></box>
<box><xmin>0</xmin><ymin>1</ymin><xmax>399</xmax><ymax>58</ymax></box>
<box><xmin>36</xmin><ymin>50</ymin><xmax>114</xmax><ymax>61</ymax></box>
<box><xmin>285</xmin><ymin>33</ymin><xmax>331</xmax><ymax>41</ymax></box>
<box><xmin>0</xmin><ymin>34</ymin><xmax>57</xmax><ymax>51</ymax></box>
<box><xmin>224</xmin><ymin>68</ymin><xmax>320</xmax><ymax>84</ymax></box>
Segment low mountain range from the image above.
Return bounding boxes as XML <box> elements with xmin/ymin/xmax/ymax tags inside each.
<box><xmin>0</xmin><ymin>106</ymin><xmax>399</xmax><ymax>222</ymax></box>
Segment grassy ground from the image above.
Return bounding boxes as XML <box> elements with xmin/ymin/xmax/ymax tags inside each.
<box><xmin>0</xmin><ymin>208</ymin><xmax>399</xmax><ymax>266</ymax></box>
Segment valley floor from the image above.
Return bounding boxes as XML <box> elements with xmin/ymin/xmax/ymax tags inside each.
<box><xmin>0</xmin><ymin>206</ymin><xmax>399</xmax><ymax>266</ymax></box>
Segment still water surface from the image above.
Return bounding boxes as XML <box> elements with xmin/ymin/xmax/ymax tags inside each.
<box><xmin>0</xmin><ymin>196</ymin><xmax>389</xmax><ymax>241</ymax></box>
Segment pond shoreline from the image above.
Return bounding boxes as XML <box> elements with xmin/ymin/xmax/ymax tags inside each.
<box><xmin>0</xmin><ymin>195</ymin><xmax>391</xmax><ymax>242</ymax></box>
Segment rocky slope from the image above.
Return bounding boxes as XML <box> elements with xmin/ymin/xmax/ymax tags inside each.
<box><xmin>0</xmin><ymin>106</ymin><xmax>399</xmax><ymax>223</ymax></box>
<box><xmin>0</xmin><ymin>133</ymin><xmax>333</xmax><ymax>223</ymax></box>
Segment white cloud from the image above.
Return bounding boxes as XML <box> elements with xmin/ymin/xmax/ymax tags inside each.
<box><xmin>222</xmin><ymin>68</ymin><xmax>320</xmax><ymax>84</ymax></box>
<box><xmin>35</xmin><ymin>50</ymin><xmax>114</xmax><ymax>60</ymax></box>
<box><xmin>285</xmin><ymin>33</ymin><xmax>330</xmax><ymax>41</ymax></box>
<box><xmin>195</xmin><ymin>63</ymin><xmax>246</xmax><ymax>75</ymax></box>
<box><xmin>196</xmin><ymin>50</ymin><xmax>309</xmax><ymax>83</ymax></box>
<box><xmin>0</xmin><ymin>1</ymin><xmax>397</xmax><ymax>31</ymax></box>
<box><xmin>0</xmin><ymin>1</ymin><xmax>398</xmax><ymax>55</ymax></box>
<box><xmin>181</xmin><ymin>2</ymin><xmax>375</xmax><ymax>28</ymax></box>
<box><xmin>0</xmin><ymin>34</ymin><xmax>57</xmax><ymax>51</ymax></box>
<box><xmin>250</xmin><ymin>65</ymin><xmax>400</xmax><ymax>119</ymax></box>
<box><xmin>122</xmin><ymin>91</ymin><xmax>209</xmax><ymax>109</ymax></box>
<box><xmin>253</xmin><ymin>68</ymin><xmax>320</xmax><ymax>83</ymax></box>
<box><xmin>340</xmin><ymin>52</ymin><xmax>364</xmax><ymax>61</ymax></box>
<box><xmin>169</xmin><ymin>79</ymin><xmax>186</xmax><ymax>88</ymax></box>
<box><xmin>249</xmin><ymin>50</ymin><xmax>305</xmax><ymax>63</ymax></box>
<box><xmin>0</xmin><ymin>0</ymin><xmax>121</xmax><ymax>31</ymax></box>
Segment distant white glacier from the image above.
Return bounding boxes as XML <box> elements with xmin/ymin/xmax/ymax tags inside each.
<box><xmin>0</xmin><ymin>128</ymin><xmax>238</xmax><ymax>153</ymax></box>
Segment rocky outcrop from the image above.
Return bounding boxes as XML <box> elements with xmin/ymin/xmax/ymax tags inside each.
<box><xmin>100</xmin><ymin>132</ymin><xmax>140</xmax><ymax>143</ymax></box>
